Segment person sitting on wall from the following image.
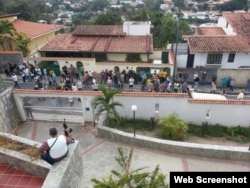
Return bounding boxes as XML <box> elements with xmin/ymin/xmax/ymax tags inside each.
<box><xmin>39</xmin><ymin>127</ymin><xmax>74</xmax><ymax>165</ymax></box>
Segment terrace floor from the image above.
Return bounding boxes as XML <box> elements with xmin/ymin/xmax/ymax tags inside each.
<box><xmin>0</xmin><ymin>163</ymin><xmax>45</xmax><ymax>188</ymax></box>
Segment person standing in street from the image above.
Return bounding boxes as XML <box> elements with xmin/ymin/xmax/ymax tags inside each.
<box><xmin>129</xmin><ymin>76</ymin><xmax>135</xmax><ymax>91</ymax></box>
<box><xmin>12</xmin><ymin>73</ymin><xmax>20</xmax><ymax>88</ymax></box>
<box><xmin>211</xmin><ymin>81</ymin><xmax>216</xmax><ymax>94</ymax></box>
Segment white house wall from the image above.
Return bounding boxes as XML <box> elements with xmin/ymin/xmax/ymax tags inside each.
<box><xmin>217</xmin><ymin>17</ymin><xmax>236</xmax><ymax>35</ymax></box>
<box><xmin>107</xmin><ymin>53</ymin><xmax>126</xmax><ymax>61</ymax></box>
<box><xmin>123</xmin><ymin>21</ymin><xmax>151</xmax><ymax>36</ymax></box>
<box><xmin>177</xmin><ymin>54</ymin><xmax>188</xmax><ymax>68</ymax></box>
<box><xmin>149</xmin><ymin>50</ymin><xmax>162</xmax><ymax>60</ymax></box>
<box><xmin>188</xmin><ymin>52</ymin><xmax>250</xmax><ymax>69</ymax></box>
<box><xmin>193</xmin><ymin>53</ymin><xmax>207</xmax><ymax>67</ymax></box>
<box><xmin>220</xmin><ymin>53</ymin><xmax>250</xmax><ymax>69</ymax></box>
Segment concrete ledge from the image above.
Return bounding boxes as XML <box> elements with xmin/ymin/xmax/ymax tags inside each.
<box><xmin>97</xmin><ymin>125</ymin><xmax>250</xmax><ymax>162</ymax></box>
<box><xmin>42</xmin><ymin>140</ymin><xmax>83</xmax><ymax>188</ymax></box>
<box><xmin>0</xmin><ymin>132</ymin><xmax>50</xmax><ymax>177</ymax></box>
<box><xmin>0</xmin><ymin>133</ymin><xmax>83</xmax><ymax>188</ymax></box>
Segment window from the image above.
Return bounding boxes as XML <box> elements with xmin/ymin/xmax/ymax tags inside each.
<box><xmin>228</xmin><ymin>53</ymin><xmax>235</xmax><ymax>63</ymax></box>
<box><xmin>207</xmin><ymin>54</ymin><xmax>222</xmax><ymax>64</ymax></box>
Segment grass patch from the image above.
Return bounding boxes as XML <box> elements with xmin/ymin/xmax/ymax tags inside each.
<box><xmin>0</xmin><ymin>135</ymin><xmax>40</xmax><ymax>160</ymax></box>
<box><xmin>188</xmin><ymin>123</ymin><xmax>250</xmax><ymax>143</ymax></box>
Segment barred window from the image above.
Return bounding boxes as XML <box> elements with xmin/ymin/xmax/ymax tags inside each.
<box><xmin>207</xmin><ymin>54</ymin><xmax>222</xmax><ymax>64</ymax></box>
<box><xmin>228</xmin><ymin>53</ymin><xmax>235</xmax><ymax>63</ymax></box>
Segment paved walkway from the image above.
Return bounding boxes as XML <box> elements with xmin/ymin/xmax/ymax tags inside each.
<box><xmin>16</xmin><ymin>120</ymin><xmax>250</xmax><ymax>187</ymax></box>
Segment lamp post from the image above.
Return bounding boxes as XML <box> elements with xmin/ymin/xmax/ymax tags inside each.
<box><xmin>171</xmin><ymin>15</ymin><xmax>179</xmax><ymax>92</ymax></box>
<box><xmin>131</xmin><ymin>105</ymin><xmax>137</xmax><ymax>137</ymax></box>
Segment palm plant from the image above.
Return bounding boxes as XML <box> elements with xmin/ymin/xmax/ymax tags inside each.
<box><xmin>91</xmin><ymin>84</ymin><xmax>123</xmax><ymax>126</ymax></box>
<box><xmin>91</xmin><ymin>147</ymin><xmax>167</xmax><ymax>188</ymax></box>
<box><xmin>14</xmin><ymin>32</ymin><xmax>31</xmax><ymax>57</ymax></box>
<box><xmin>0</xmin><ymin>20</ymin><xmax>16</xmax><ymax>50</ymax></box>
<box><xmin>157</xmin><ymin>113</ymin><xmax>188</xmax><ymax>141</ymax></box>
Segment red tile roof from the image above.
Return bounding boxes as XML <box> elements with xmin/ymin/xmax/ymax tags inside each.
<box><xmin>186</xmin><ymin>12</ymin><xmax>250</xmax><ymax>53</ymax></box>
<box><xmin>196</xmin><ymin>27</ymin><xmax>226</xmax><ymax>35</ymax></box>
<box><xmin>13</xmin><ymin>20</ymin><xmax>61</xmax><ymax>39</ymax></box>
<box><xmin>72</xmin><ymin>25</ymin><xmax>125</xmax><ymax>36</ymax></box>
<box><xmin>186</xmin><ymin>35</ymin><xmax>250</xmax><ymax>53</ymax></box>
<box><xmin>223</xmin><ymin>12</ymin><xmax>250</xmax><ymax>37</ymax></box>
<box><xmin>223</xmin><ymin>12</ymin><xmax>250</xmax><ymax>45</ymax></box>
<box><xmin>40</xmin><ymin>34</ymin><xmax>153</xmax><ymax>53</ymax></box>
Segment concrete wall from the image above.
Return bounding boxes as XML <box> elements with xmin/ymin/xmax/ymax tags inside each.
<box><xmin>0</xmin><ymin>132</ymin><xmax>83</xmax><ymax>188</ymax></box>
<box><xmin>97</xmin><ymin>125</ymin><xmax>250</xmax><ymax>162</ymax></box>
<box><xmin>123</xmin><ymin>21</ymin><xmax>151</xmax><ymax>36</ymax></box>
<box><xmin>217</xmin><ymin>69</ymin><xmax>250</xmax><ymax>87</ymax></box>
<box><xmin>0</xmin><ymin>132</ymin><xmax>50</xmax><ymax>177</ymax></box>
<box><xmin>42</xmin><ymin>140</ymin><xmax>83</xmax><ymax>188</ymax></box>
<box><xmin>0</xmin><ymin>87</ymin><xmax>22</xmax><ymax>133</ymax></box>
<box><xmin>12</xmin><ymin>90</ymin><xmax>250</xmax><ymax>127</ymax></box>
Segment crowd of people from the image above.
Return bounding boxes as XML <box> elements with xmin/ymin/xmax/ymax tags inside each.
<box><xmin>3</xmin><ymin>62</ymin><xmax>248</xmax><ymax>99</ymax></box>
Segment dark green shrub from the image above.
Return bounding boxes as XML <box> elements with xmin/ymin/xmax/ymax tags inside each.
<box><xmin>187</xmin><ymin>124</ymin><xmax>203</xmax><ymax>136</ymax></box>
<box><xmin>206</xmin><ymin>124</ymin><xmax>227</xmax><ymax>137</ymax></box>
<box><xmin>227</xmin><ymin>125</ymin><xmax>245</xmax><ymax>136</ymax></box>
<box><xmin>109</xmin><ymin>117</ymin><xmax>154</xmax><ymax>133</ymax></box>
<box><xmin>157</xmin><ymin>113</ymin><xmax>188</xmax><ymax>141</ymax></box>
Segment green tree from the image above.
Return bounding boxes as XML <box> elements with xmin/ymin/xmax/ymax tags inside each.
<box><xmin>151</xmin><ymin>12</ymin><xmax>192</xmax><ymax>48</ymax></box>
<box><xmin>90</xmin><ymin>0</ymin><xmax>109</xmax><ymax>11</ymax></box>
<box><xmin>157</xmin><ymin>113</ymin><xmax>188</xmax><ymax>140</ymax></box>
<box><xmin>92</xmin><ymin>147</ymin><xmax>167</xmax><ymax>188</ymax></box>
<box><xmin>219</xmin><ymin>0</ymin><xmax>248</xmax><ymax>11</ymax></box>
<box><xmin>5</xmin><ymin>0</ymin><xmax>50</xmax><ymax>22</ymax></box>
<box><xmin>128</xmin><ymin>8</ymin><xmax>149</xmax><ymax>21</ymax></box>
<box><xmin>0</xmin><ymin>20</ymin><xmax>16</xmax><ymax>50</ymax></box>
<box><xmin>14</xmin><ymin>32</ymin><xmax>31</xmax><ymax>57</ymax></box>
<box><xmin>94</xmin><ymin>12</ymin><xmax>122</xmax><ymax>25</ymax></box>
<box><xmin>72</xmin><ymin>12</ymin><xmax>93</xmax><ymax>26</ymax></box>
<box><xmin>144</xmin><ymin>0</ymin><xmax>163</xmax><ymax>11</ymax></box>
<box><xmin>91</xmin><ymin>84</ymin><xmax>123</xmax><ymax>126</ymax></box>
<box><xmin>173</xmin><ymin>0</ymin><xmax>185</xmax><ymax>9</ymax></box>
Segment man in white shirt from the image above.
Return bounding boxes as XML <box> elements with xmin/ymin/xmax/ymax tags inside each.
<box><xmin>39</xmin><ymin>127</ymin><xmax>74</xmax><ymax>165</ymax></box>
<box><xmin>71</xmin><ymin>83</ymin><xmax>78</xmax><ymax>91</ymax></box>
<box><xmin>12</xmin><ymin>73</ymin><xmax>20</xmax><ymax>88</ymax></box>
<box><xmin>76</xmin><ymin>79</ymin><xmax>83</xmax><ymax>90</ymax></box>
<box><xmin>35</xmin><ymin>66</ymin><xmax>42</xmax><ymax>76</ymax></box>
<box><xmin>129</xmin><ymin>77</ymin><xmax>135</xmax><ymax>91</ymax></box>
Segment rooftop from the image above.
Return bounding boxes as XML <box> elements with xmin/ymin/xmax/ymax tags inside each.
<box><xmin>72</xmin><ymin>25</ymin><xmax>125</xmax><ymax>36</ymax></box>
<box><xmin>185</xmin><ymin>12</ymin><xmax>250</xmax><ymax>53</ymax></box>
<box><xmin>39</xmin><ymin>34</ymin><xmax>153</xmax><ymax>53</ymax></box>
<box><xmin>13</xmin><ymin>20</ymin><xmax>61</xmax><ymax>39</ymax></box>
<box><xmin>196</xmin><ymin>27</ymin><xmax>226</xmax><ymax>35</ymax></box>
<box><xmin>186</xmin><ymin>35</ymin><xmax>250</xmax><ymax>53</ymax></box>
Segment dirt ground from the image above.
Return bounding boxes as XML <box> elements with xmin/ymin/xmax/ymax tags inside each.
<box><xmin>135</xmin><ymin>130</ymin><xmax>250</xmax><ymax>147</ymax></box>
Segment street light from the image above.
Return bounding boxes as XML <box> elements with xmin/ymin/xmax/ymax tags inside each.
<box><xmin>171</xmin><ymin>14</ymin><xmax>179</xmax><ymax>92</ymax></box>
<box><xmin>131</xmin><ymin>105</ymin><xmax>137</xmax><ymax>137</ymax></box>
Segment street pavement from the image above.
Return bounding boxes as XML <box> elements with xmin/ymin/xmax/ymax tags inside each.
<box><xmin>16</xmin><ymin>120</ymin><xmax>250</xmax><ymax>188</ymax></box>
<box><xmin>1</xmin><ymin>74</ymin><xmax>249</xmax><ymax>100</ymax></box>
